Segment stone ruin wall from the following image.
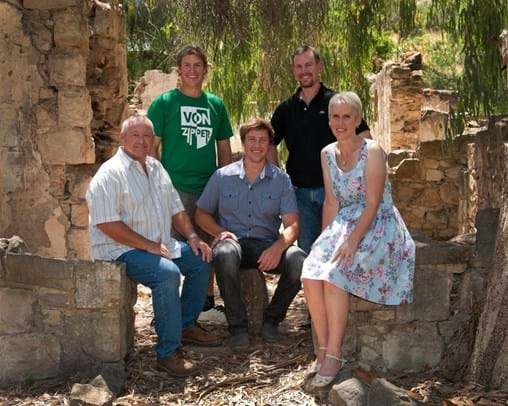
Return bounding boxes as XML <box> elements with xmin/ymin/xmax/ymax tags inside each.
<box><xmin>0</xmin><ymin>0</ymin><xmax>127</xmax><ymax>260</ymax></box>
<box><xmin>0</xmin><ymin>252</ymin><xmax>136</xmax><ymax>387</ymax></box>
<box><xmin>373</xmin><ymin>53</ymin><xmax>507</xmax><ymax>240</ymax></box>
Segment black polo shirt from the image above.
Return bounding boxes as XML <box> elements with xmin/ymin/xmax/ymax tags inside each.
<box><xmin>271</xmin><ymin>83</ymin><xmax>369</xmax><ymax>188</ymax></box>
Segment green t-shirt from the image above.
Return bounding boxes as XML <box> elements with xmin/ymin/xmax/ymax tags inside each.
<box><xmin>147</xmin><ymin>89</ymin><xmax>234</xmax><ymax>194</ymax></box>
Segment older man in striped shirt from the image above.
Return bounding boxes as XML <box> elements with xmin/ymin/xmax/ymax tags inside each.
<box><xmin>86</xmin><ymin>114</ymin><xmax>221</xmax><ymax>378</ymax></box>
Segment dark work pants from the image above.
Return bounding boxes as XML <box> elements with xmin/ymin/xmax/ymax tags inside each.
<box><xmin>213</xmin><ymin>238</ymin><xmax>305</xmax><ymax>336</ymax></box>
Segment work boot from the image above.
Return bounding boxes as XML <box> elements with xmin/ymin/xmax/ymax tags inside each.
<box><xmin>229</xmin><ymin>332</ymin><xmax>249</xmax><ymax>352</ymax></box>
<box><xmin>156</xmin><ymin>348</ymin><xmax>197</xmax><ymax>378</ymax></box>
<box><xmin>262</xmin><ymin>322</ymin><xmax>281</xmax><ymax>343</ymax></box>
<box><xmin>181</xmin><ymin>323</ymin><xmax>222</xmax><ymax>346</ymax></box>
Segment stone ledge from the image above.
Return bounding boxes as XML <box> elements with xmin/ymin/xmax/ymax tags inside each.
<box><xmin>23</xmin><ymin>0</ymin><xmax>78</xmax><ymax>9</ymax></box>
<box><xmin>415</xmin><ymin>240</ymin><xmax>473</xmax><ymax>265</ymax></box>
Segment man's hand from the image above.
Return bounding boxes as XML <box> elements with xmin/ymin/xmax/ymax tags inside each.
<box><xmin>188</xmin><ymin>235</ymin><xmax>212</xmax><ymax>262</ymax></box>
<box><xmin>257</xmin><ymin>243</ymin><xmax>283</xmax><ymax>272</ymax></box>
<box><xmin>146</xmin><ymin>241</ymin><xmax>170</xmax><ymax>259</ymax></box>
<box><xmin>211</xmin><ymin>231</ymin><xmax>238</xmax><ymax>248</ymax></box>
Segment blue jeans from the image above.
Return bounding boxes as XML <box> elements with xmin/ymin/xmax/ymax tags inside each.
<box><xmin>294</xmin><ymin>187</ymin><xmax>325</xmax><ymax>254</ymax></box>
<box><xmin>116</xmin><ymin>243</ymin><xmax>210</xmax><ymax>360</ymax></box>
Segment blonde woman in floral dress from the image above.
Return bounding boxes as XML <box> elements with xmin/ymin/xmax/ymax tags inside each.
<box><xmin>302</xmin><ymin>91</ymin><xmax>415</xmax><ymax>387</ymax></box>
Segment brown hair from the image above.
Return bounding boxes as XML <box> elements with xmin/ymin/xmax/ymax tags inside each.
<box><xmin>239</xmin><ymin>118</ymin><xmax>274</xmax><ymax>144</ymax></box>
<box><xmin>176</xmin><ymin>45</ymin><xmax>208</xmax><ymax>68</ymax></box>
<box><xmin>292</xmin><ymin>45</ymin><xmax>321</xmax><ymax>64</ymax></box>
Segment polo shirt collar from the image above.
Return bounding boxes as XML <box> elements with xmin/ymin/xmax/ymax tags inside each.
<box><xmin>292</xmin><ymin>82</ymin><xmax>328</xmax><ymax>102</ymax></box>
<box><xmin>237</xmin><ymin>159</ymin><xmax>274</xmax><ymax>181</ymax></box>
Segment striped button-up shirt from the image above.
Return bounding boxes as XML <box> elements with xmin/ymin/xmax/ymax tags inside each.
<box><xmin>86</xmin><ymin>147</ymin><xmax>184</xmax><ymax>261</ymax></box>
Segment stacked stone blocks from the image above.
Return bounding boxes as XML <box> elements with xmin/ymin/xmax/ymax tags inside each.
<box><xmin>337</xmin><ymin>239</ymin><xmax>475</xmax><ymax>373</ymax></box>
<box><xmin>0</xmin><ymin>252</ymin><xmax>136</xmax><ymax>387</ymax></box>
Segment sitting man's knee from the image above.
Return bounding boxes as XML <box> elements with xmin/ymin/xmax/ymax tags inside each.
<box><xmin>213</xmin><ymin>240</ymin><xmax>240</xmax><ymax>269</ymax></box>
<box><xmin>158</xmin><ymin>261</ymin><xmax>181</xmax><ymax>287</ymax></box>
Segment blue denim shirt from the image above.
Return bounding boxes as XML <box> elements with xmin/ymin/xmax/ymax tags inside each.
<box><xmin>197</xmin><ymin>159</ymin><xmax>298</xmax><ymax>243</ymax></box>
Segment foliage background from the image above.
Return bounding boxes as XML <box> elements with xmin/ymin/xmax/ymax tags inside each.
<box><xmin>125</xmin><ymin>0</ymin><xmax>508</xmax><ymax>130</ymax></box>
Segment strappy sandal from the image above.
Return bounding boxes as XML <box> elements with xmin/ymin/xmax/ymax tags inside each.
<box><xmin>306</xmin><ymin>347</ymin><xmax>327</xmax><ymax>376</ymax></box>
<box><xmin>311</xmin><ymin>354</ymin><xmax>346</xmax><ymax>387</ymax></box>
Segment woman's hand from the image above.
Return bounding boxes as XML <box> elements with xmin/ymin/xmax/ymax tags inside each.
<box><xmin>331</xmin><ymin>239</ymin><xmax>358</xmax><ymax>266</ymax></box>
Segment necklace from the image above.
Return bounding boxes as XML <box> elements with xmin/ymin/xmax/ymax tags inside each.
<box><xmin>337</xmin><ymin>143</ymin><xmax>363</xmax><ymax>167</ymax></box>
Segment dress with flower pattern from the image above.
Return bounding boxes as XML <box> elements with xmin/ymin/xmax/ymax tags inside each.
<box><xmin>301</xmin><ymin>140</ymin><xmax>415</xmax><ymax>305</ymax></box>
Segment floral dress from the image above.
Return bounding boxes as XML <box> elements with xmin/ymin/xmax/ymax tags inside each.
<box><xmin>301</xmin><ymin>140</ymin><xmax>415</xmax><ymax>305</ymax></box>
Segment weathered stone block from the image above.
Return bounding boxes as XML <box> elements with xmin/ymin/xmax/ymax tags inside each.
<box><xmin>425</xmin><ymin>209</ymin><xmax>448</xmax><ymax>225</ymax></box>
<box><xmin>444</xmin><ymin>166</ymin><xmax>463</xmax><ymax>179</ymax></box>
<box><xmin>25</xmin><ymin>15</ymin><xmax>52</xmax><ymax>52</ymax></box>
<box><xmin>425</xmin><ymin>169</ymin><xmax>444</xmax><ymax>182</ymax></box>
<box><xmin>75</xmin><ymin>260</ymin><xmax>128</xmax><ymax>309</ymax></box>
<box><xmin>58</xmin><ymin>87</ymin><xmax>93</xmax><ymax>128</ymax></box>
<box><xmin>24</xmin><ymin>0</ymin><xmax>78</xmax><ymax>10</ymax></box>
<box><xmin>394</xmin><ymin>159</ymin><xmax>423</xmax><ymax>180</ymax></box>
<box><xmin>397</xmin><ymin>267</ymin><xmax>452</xmax><ymax>322</ymax></box>
<box><xmin>0</xmin><ymin>333</ymin><xmax>61</xmax><ymax>386</ymax></box>
<box><xmin>415</xmin><ymin>240</ymin><xmax>473</xmax><ymax>265</ymax></box>
<box><xmin>351</xmin><ymin>297</ymin><xmax>385</xmax><ymax>312</ymax></box>
<box><xmin>48</xmin><ymin>49</ymin><xmax>86</xmax><ymax>87</ymax></box>
<box><xmin>382</xmin><ymin>323</ymin><xmax>443</xmax><ymax>371</ymax></box>
<box><xmin>420</xmin><ymin>189</ymin><xmax>441</xmax><ymax>206</ymax></box>
<box><xmin>239</xmin><ymin>268</ymin><xmax>268</xmax><ymax>336</ymax></box>
<box><xmin>367</xmin><ymin>378</ymin><xmax>418</xmax><ymax>405</ymax></box>
<box><xmin>38</xmin><ymin>127</ymin><xmax>95</xmax><ymax>165</ymax></box>
<box><xmin>0</xmin><ymin>287</ymin><xmax>36</xmax><ymax>334</ymax></box>
<box><xmin>373</xmin><ymin>310</ymin><xmax>395</xmax><ymax>321</ymax></box>
<box><xmin>439</xmin><ymin>182</ymin><xmax>459</xmax><ymax>205</ymax></box>
<box><xmin>36</xmin><ymin>286</ymin><xmax>73</xmax><ymax>308</ymax></box>
<box><xmin>5</xmin><ymin>253</ymin><xmax>75</xmax><ymax>290</ymax></box>
<box><xmin>68</xmin><ymin>228</ymin><xmax>90</xmax><ymax>259</ymax></box>
<box><xmin>41</xmin><ymin>308</ymin><xmax>62</xmax><ymax>327</ymax></box>
<box><xmin>68</xmin><ymin>173</ymin><xmax>93</xmax><ymax>200</ymax></box>
<box><xmin>423</xmin><ymin>158</ymin><xmax>439</xmax><ymax>169</ymax></box>
<box><xmin>420</xmin><ymin>109</ymin><xmax>448</xmax><ymax>142</ymax></box>
<box><xmin>357</xmin><ymin>324</ymin><xmax>390</xmax><ymax>364</ymax></box>
<box><xmin>71</xmin><ymin>204</ymin><xmax>89</xmax><ymax>227</ymax></box>
<box><xmin>70</xmin><ymin>375</ymin><xmax>113</xmax><ymax>406</ymax></box>
<box><xmin>54</xmin><ymin>10</ymin><xmax>89</xmax><ymax>50</ymax></box>
<box><xmin>329</xmin><ymin>377</ymin><xmax>368</xmax><ymax>406</ymax></box>
<box><xmin>61</xmin><ymin>308</ymin><xmax>133</xmax><ymax>366</ymax></box>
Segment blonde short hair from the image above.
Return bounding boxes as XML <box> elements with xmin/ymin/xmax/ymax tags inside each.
<box><xmin>328</xmin><ymin>91</ymin><xmax>363</xmax><ymax>118</ymax></box>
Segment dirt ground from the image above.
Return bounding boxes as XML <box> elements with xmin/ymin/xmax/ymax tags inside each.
<box><xmin>1</xmin><ymin>275</ymin><xmax>507</xmax><ymax>405</ymax></box>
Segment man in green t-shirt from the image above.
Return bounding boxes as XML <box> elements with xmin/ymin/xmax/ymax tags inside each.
<box><xmin>148</xmin><ymin>45</ymin><xmax>234</xmax><ymax>315</ymax></box>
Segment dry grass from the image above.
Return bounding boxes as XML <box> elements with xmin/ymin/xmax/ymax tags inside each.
<box><xmin>1</xmin><ymin>276</ymin><xmax>507</xmax><ymax>405</ymax></box>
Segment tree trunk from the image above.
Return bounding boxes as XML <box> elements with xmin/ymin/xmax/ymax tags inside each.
<box><xmin>467</xmin><ymin>142</ymin><xmax>508</xmax><ymax>388</ymax></box>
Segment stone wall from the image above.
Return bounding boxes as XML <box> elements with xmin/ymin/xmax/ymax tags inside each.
<box><xmin>460</xmin><ymin>117</ymin><xmax>508</xmax><ymax>234</ymax></box>
<box><xmin>389</xmin><ymin>117</ymin><xmax>507</xmax><ymax>240</ymax></box>
<box><xmin>339</xmin><ymin>238</ymin><xmax>478</xmax><ymax>373</ymax></box>
<box><xmin>0</xmin><ymin>0</ymin><xmax>127</xmax><ymax>260</ymax></box>
<box><xmin>390</xmin><ymin>138</ymin><xmax>468</xmax><ymax>240</ymax></box>
<box><xmin>0</xmin><ymin>252</ymin><xmax>136</xmax><ymax>387</ymax></box>
<box><xmin>371</xmin><ymin>52</ymin><xmax>423</xmax><ymax>153</ymax></box>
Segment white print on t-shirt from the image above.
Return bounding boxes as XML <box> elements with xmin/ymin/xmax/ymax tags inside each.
<box><xmin>180</xmin><ymin>106</ymin><xmax>213</xmax><ymax>149</ymax></box>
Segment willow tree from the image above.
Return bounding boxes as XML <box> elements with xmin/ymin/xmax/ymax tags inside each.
<box><xmin>125</xmin><ymin>0</ymin><xmax>411</xmax><ymax>123</ymax></box>
<box><xmin>126</xmin><ymin>0</ymin><xmax>507</xmax><ymax>129</ymax></box>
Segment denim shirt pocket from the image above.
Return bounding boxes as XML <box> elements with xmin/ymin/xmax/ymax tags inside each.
<box><xmin>221</xmin><ymin>190</ymin><xmax>240</xmax><ymax>212</ymax></box>
<box><xmin>261</xmin><ymin>191</ymin><xmax>281</xmax><ymax>213</ymax></box>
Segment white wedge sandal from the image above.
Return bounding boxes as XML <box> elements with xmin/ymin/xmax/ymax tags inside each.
<box><xmin>311</xmin><ymin>354</ymin><xmax>346</xmax><ymax>387</ymax></box>
<box><xmin>306</xmin><ymin>346</ymin><xmax>327</xmax><ymax>376</ymax></box>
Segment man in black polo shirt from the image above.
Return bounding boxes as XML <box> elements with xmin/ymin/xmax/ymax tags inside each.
<box><xmin>270</xmin><ymin>45</ymin><xmax>371</xmax><ymax>256</ymax></box>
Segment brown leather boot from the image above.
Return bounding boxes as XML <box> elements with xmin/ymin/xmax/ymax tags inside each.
<box><xmin>155</xmin><ymin>348</ymin><xmax>197</xmax><ymax>378</ymax></box>
<box><xmin>181</xmin><ymin>323</ymin><xmax>222</xmax><ymax>346</ymax></box>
